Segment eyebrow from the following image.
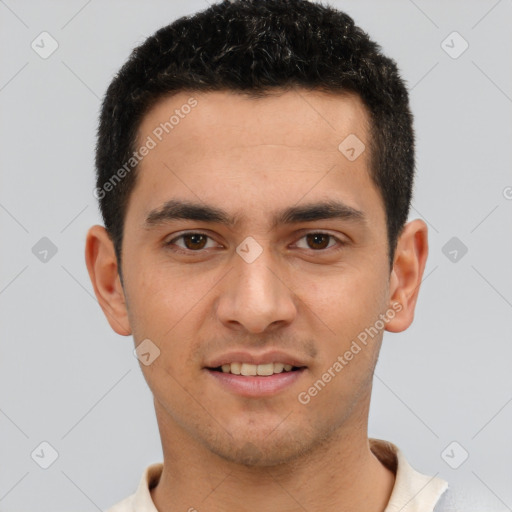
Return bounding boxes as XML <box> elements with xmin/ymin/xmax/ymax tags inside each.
<box><xmin>143</xmin><ymin>199</ymin><xmax>366</xmax><ymax>230</ymax></box>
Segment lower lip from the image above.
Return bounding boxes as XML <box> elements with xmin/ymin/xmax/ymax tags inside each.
<box><xmin>206</xmin><ymin>368</ymin><xmax>306</xmax><ymax>398</ymax></box>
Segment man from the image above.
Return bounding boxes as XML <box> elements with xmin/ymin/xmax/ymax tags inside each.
<box><xmin>85</xmin><ymin>1</ymin><xmax>464</xmax><ymax>510</ymax></box>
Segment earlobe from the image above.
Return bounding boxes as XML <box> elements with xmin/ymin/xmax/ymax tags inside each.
<box><xmin>385</xmin><ymin>219</ymin><xmax>429</xmax><ymax>333</ymax></box>
<box><xmin>84</xmin><ymin>225</ymin><xmax>132</xmax><ymax>336</ymax></box>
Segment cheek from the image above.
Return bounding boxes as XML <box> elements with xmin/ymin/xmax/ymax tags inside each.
<box><xmin>298</xmin><ymin>264</ymin><xmax>388</xmax><ymax>334</ymax></box>
<box><xmin>296</xmin><ymin>264</ymin><xmax>389</xmax><ymax>397</ymax></box>
<box><xmin>127</xmin><ymin>259</ymin><xmax>198</xmax><ymax>324</ymax></box>
<box><xmin>296</xmin><ymin>274</ymin><xmax>386</xmax><ymax>413</ymax></box>
<box><xmin>125</xmin><ymin>264</ymin><xmax>209</xmax><ymax>370</ymax></box>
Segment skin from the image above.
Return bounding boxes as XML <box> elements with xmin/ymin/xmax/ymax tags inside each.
<box><xmin>85</xmin><ymin>87</ymin><xmax>428</xmax><ymax>512</ymax></box>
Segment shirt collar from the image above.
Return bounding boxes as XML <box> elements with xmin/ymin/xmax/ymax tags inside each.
<box><xmin>131</xmin><ymin>462</ymin><xmax>161</xmax><ymax>512</ymax></box>
<box><xmin>123</xmin><ymin>438</ymin><xmax>448</xmax><ymax>512</ymax></box>
<box><xmin>369</xmin><ymin>438</ymin><xmax>448</xmax><ymax>511</ymax></box>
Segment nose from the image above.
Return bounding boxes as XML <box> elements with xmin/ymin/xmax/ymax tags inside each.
<box><xmin>215</xmin><ymin>246</ymin><xmax>297</xmax><ymax>334</ymax></box>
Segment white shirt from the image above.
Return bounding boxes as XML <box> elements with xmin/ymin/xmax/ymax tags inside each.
<box><xmin>106</xmin><ymin>438</ymin><xmax>449</xmax><ymax>512</ymax></box>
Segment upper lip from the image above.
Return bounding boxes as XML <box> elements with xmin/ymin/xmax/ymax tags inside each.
<box><xmin>205</xmin><ymin>350</ymin><xmax>308</xmax><ymax>368</ymax></box>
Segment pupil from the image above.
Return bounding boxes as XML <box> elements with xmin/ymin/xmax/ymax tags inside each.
<box><xmin>307</xmin><ymin>233</ymin><xmax>329</xmax><ymax>250</ymax></box>
<box><xmin>185</xmin><ymin>234</ymin><xmax>206</xmax><ymax>250</ymax></box>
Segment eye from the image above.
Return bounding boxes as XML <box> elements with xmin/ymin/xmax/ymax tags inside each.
<box><xmin>294</xmin><ymin>232</ymin><xmax>342</xmax><ymax>251</ymax></box>
<box><xmin>166</xmin><ymin>232</ymin><xmax>220</xmax><ymax>252</ymax></box>
<box><xmin>165</xmin><ymin>231</ymin><xmax>345</xmax><ymax>255</ymax></box>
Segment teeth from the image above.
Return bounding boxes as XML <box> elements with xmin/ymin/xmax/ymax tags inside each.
<box><xmin>230</xmin><ymin>362</ymin><xmax>241</xmax><ymax>375</ymax></box>
<box><xmin>273</xmin><ymin>363</ymin><xmax>284</xmax><ymax>373</ymax></box>
<box><xmin>219</xmin><ymin>362</ymin><xmax>297</xmax><ymax>376</ymax></box>
<box><xmin>256</xmin><ymin>363</ymin><xmax>274</xmax><ymax>376</ymax></box>
<box><xmin>241</xmin><ymin>363</ymin><xmax>257</xmax><ymax>376</ymax></box>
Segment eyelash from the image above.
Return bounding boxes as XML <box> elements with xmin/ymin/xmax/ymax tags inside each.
<box><xmin>164</xmin><ymin>231</ymin><xmax>346</xmax><ymax>255</ymax></box>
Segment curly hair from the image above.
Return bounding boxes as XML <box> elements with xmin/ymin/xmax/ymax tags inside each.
<box><xmin>95</xmin><ymin>0</ymin><xmax>414</xmax><ymax>273</ymax></box>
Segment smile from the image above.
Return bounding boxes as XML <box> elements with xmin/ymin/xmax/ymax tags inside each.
<box><xmin>206</xmin><ymin>365</ymin><xmax>307</xmax><ymax>397</ymax></box>
<box><xmin>212</xmin><ymin>362</ymin><xmax>301</xmax><ymax>376</ymax></box>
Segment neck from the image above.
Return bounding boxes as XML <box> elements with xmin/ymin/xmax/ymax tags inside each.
<box><xmin>150</xmin><ymin>400</ymin><xmax>395</xmax><ymax>512</ymax></box>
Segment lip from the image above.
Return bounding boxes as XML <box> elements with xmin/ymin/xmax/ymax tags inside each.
<box><xmin>206</xmin><ymin>367</ymin><xmax>307</xmax><ymax>398</ymax></box>
<box><xmin>204</xmin><ymin>350</ymin><xmax>308</xmax><ymax>369</ymax></box>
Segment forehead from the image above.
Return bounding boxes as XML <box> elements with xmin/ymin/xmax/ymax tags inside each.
<box><xmin>137</xmin><ymin>88</ymin><xmax>370</xmax><ymax>156</ymax></box>
<box><xmin>127</xmin><ymin>88</ymin><xmax>382</xmax><ymax>229</ymax></box>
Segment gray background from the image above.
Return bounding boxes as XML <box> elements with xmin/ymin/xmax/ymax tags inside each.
<box><xmin>1</xmin><ymin>0</ymin><xmax>511</xmax><ymax>510</ymax></box>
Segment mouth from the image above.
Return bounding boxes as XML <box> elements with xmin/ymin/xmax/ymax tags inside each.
<box><xmin>205</xmin><ymin>362</ymin><xmax>307</xmax><ymax>398</ymax></box>
<box><xmin>208</xmin><ymin>362</ymin><xmax>306</xmax><ymax>376</ymax></box>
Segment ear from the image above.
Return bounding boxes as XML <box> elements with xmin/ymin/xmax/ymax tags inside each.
<box><xmin>85</xmin><ymin>225</ymin><xmax>132</xmax><ymax>336</ymax></box>
<box><xmin>385</xmin><ymin>219</ymin><xmax>429</xmax><ymax>333</ymax></box>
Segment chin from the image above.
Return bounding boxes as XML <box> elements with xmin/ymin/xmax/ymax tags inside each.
<box><xmin>203</xmin><ymin>428</ymin><xmax>315</xmax><ymax>467</ymax></box>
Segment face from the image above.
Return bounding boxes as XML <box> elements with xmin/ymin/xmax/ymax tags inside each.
<box><xmin>89</xmin><ymin>88</ymin><xmax>423</xmax><ymax>467</ymax></box>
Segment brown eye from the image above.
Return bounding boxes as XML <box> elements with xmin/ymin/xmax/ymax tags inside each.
<box><xmin>305</xmin><ymin>233</ymin><xmax>332</xmax><ymax>250</ymax></box>
<box><xmin>166</xmin><ymin>232</ymin><xmax>217</xmax><ymax>252</ymax></box>
<box><xmin>182</xmin><ymin>233</ymin><xmax>208</xmax><ymax>250</ymax></box>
